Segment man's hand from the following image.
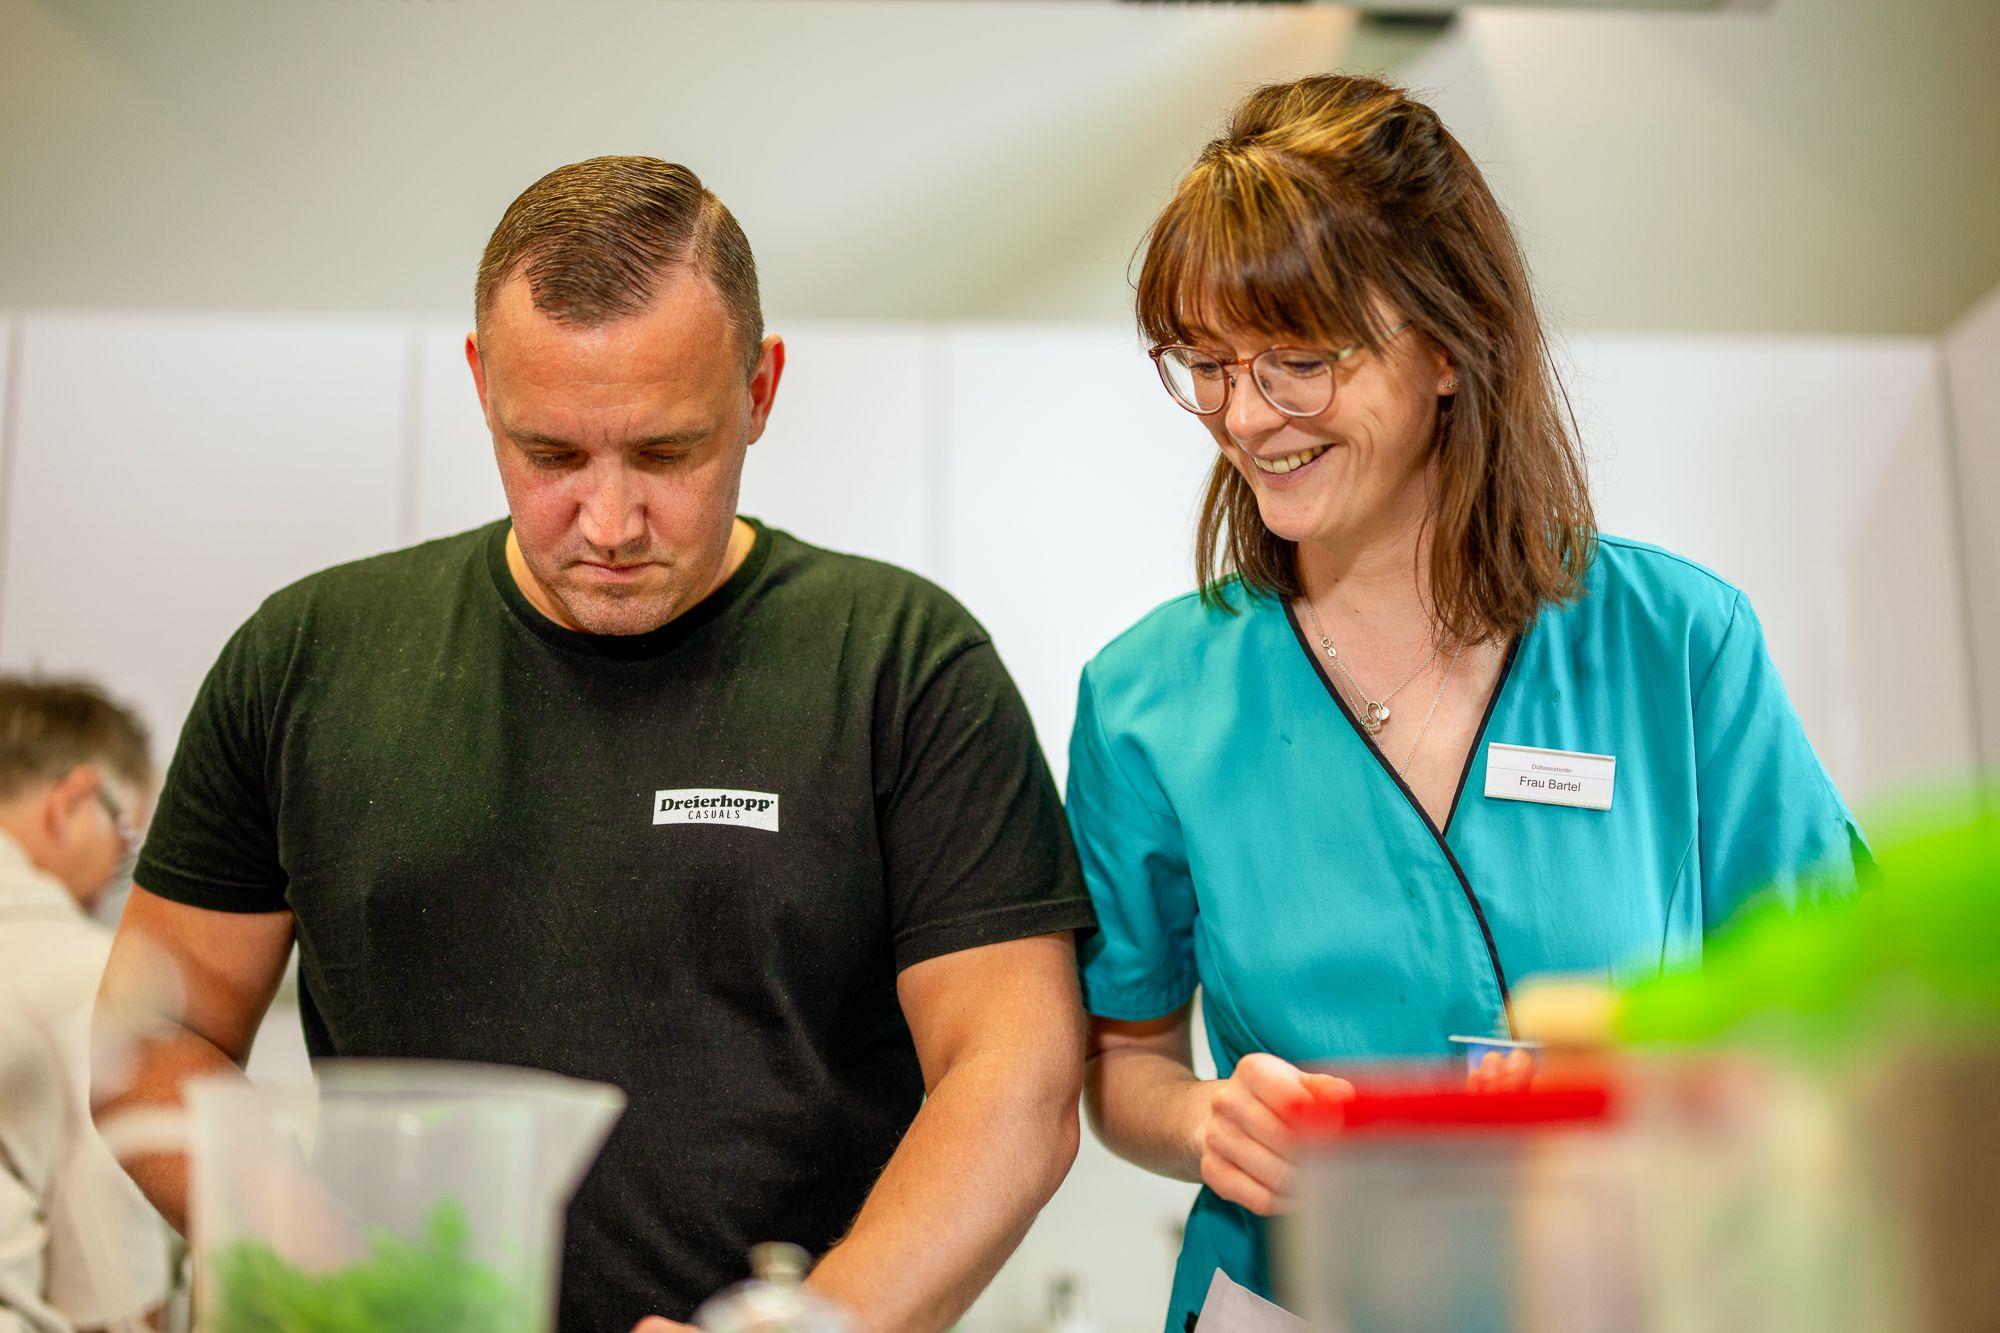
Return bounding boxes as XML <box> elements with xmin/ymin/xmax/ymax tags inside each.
<box><xmin>1192</xmin><ymin>1053</ymin><xmax>1351</xmax><ymax>1217</ymax></box>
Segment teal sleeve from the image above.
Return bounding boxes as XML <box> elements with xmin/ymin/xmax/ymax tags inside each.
<box><xmin>1694</xmin><ymin>593</ymin><xmax>1871</xmax><ymax>928</ymax></box>
<box><xmin>1067</xmin><ymin>666</ymin><xmax>1198</xmax><ymax>1020</ymax></box>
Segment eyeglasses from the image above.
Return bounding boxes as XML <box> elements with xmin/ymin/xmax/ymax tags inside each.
<box><xmin>96</xmin><ymin>785</ymin><xmax>142</xmax><ymax>876</ymax></box>
<box><xmin>1148</xmin><ymin>321</ymin><xmax>1411</xmax><ymax>418</ymax></box>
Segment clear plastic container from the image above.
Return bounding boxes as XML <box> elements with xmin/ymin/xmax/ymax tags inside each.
<box><xmin>1620</xmin><ymin>1052</ymin><xmax>1892</xmax><ymax>1333</ymax></box>
<box><xmin>185</xmin><ymin>1059</ymin><xmax>623</xmax><ymax>1333</ymax></box>
<box><xmin>1279</xmin><ymin>1056</ymin><xmax>1912</xmax><ymax>1333</ymax></box>
<box><xmin>1279</xmin><ymin>1078</ymin><xmax>1642</xmax><ymax>1333</ymax></box>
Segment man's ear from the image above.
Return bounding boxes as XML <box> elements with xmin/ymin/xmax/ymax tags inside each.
<box><xmin>42</xmin><ymin>763</ymin><xmax>100</xmax><ymax>840</ymax></box>
<box><xmin>744</xmin><ymin>335</ymin><xmax>787</xmax><ymax>448</ymax></box>
<box><xmin>466</xmin><ymin>331</ymin><xmax>491</xmax><ymax>413</ymax></box>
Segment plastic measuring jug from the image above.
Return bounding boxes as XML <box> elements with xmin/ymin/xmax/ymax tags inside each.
<box><xmin>185</xmin><ymin>1060</ymin><xmax>624</xmax><ymax>1332</ymax></box>
<box><xmin>1279</xmin><ymin>1077</ymin><xmax>1639</xmax><ymax>1333</ymax></box>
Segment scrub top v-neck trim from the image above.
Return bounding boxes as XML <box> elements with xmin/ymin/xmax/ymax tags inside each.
<box><xmin>1281</xmin><ymin>602</ymin><xmax>1525</xmax><ymax>1021</ymax></box>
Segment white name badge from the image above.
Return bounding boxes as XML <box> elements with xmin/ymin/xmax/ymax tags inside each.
<box><xmin>1483</xmin><ymin>743</ymin><xmax>1616</xmax><ymax>811</ymax></box>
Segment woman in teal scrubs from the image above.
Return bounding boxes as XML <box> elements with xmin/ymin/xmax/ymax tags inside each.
<box><xmin>1068</xmin><ymin>75</ymin><xmax>1868</xmax><ymax>1330</ymax></box>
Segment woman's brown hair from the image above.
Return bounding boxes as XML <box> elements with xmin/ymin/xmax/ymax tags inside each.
<box><xmin>1137</xmin><ymin>74</ymin><xmax>1594</xmax><ymax>644</ymax></box>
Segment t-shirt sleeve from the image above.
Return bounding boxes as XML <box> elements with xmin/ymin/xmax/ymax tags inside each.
<box><xmin>1067</xmin><ymin>665</ymin><xmax>1197</xmax><ymax>1021</ymax></box>
<box><xmin>133</xmin><ymin>610</ymin><xmax>290</xmax><ymax>913</ymax></box>
<box><xmin>880</xmin><ymin>640</ymin><xmax>1096</xmax><ymax>973</ymax></box>
<box><xmin>1694</xmin><ymin>592</ymin><xmax>1872</xmax><ymax>929</ymax></box>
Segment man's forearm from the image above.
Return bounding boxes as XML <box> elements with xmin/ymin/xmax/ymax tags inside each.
<box><xmin>90</xmin><ymin>1019</ymin><xmax>243</xmax><ymax>1235</ymax></box>
<box><xmin>806</xmin><ymin>1051</ymin><xmax>1081</xmax><ymax>1333</ymax></box>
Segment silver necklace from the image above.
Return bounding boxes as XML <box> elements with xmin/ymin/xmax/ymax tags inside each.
<box><xmin>1301</xmin><ymin>599</ymin><xmax>1440</xmax><ymax>735</ymax></box>
<box><xmin>1395</xmin><ymin>641</ymin><xmax>1465</xmax><ymax>777</ymax></box>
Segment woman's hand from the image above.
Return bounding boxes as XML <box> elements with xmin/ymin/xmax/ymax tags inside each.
<box><xmin>1193</xmin><ymin>1053</ymin><xmax>1352</xmax><ymax>1216</ymax></box>
<box><xmin>1466</xmin><ymin>1048</ymin><xmax>1535</xmax><ymax>1094</ymax></box>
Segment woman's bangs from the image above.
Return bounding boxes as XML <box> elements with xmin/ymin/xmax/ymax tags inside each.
<box><xmin>1140</xmin><ymin>169</ymin><xmax>1390</xmax><ymax>353</ymax></box>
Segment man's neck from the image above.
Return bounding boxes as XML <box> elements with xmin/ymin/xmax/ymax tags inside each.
<box><xmin>503</xmin><ymin>519</ymin><xmax>757</xmax><ymax>633</ymax></box>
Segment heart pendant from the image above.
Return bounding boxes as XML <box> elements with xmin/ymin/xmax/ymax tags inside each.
<box><xmin>1363</xmin><ymin>702</ymin><xmax>1391</xmax><ymax>733</ymax></box>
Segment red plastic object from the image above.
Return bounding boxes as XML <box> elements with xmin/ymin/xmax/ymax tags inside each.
<box><xmin>1287</xmin><ymin>1080</ymin><xmax>1618</xmax><ymax>1140</ymax></box>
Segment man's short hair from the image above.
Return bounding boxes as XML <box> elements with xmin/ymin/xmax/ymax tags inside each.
<box><xmin>0</xmin><ymin>676</ymin><xmax>152</xmax><ymax>800</ymax></box>
<box><xmin>475</xmin><ymin>156</ymin><xmax>765</xmax><ymax>375</ymax></box>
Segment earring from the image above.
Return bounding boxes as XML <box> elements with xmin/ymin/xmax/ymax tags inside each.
<box><xmin>1440</xmin><ymin>375</ymin><xmax>1458</xmax><ymax>394</ymax></box>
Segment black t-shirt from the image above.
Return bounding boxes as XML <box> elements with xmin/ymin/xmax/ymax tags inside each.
<box><xmin>135</xmin><ymin>518</ymin><xmax>1094</xmax><ymax>1331</ymax></box>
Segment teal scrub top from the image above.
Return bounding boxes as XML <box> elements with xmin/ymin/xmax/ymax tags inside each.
<box><xmin>1066</xmin><ymin>536</ymin><xmax>1869</xmax><ymax>1331</ymax></box>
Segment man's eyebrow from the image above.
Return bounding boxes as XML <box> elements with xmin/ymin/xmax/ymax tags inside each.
<box><xmin>509</xmin><ymin>427</ymin><xmax>710</xmax><ymax>449</ymax></box>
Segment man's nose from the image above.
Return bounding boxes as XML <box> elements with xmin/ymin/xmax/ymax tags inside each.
<box><xmin>577</xmin><ymin>465</ymin><xmax>646</xmax><ymax>552</ymax></box>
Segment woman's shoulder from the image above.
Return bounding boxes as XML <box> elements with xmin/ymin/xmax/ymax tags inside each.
<box><xmin>1083</xmin><ymin>578</ymin><xmax>1284</xmax><ymax>697</ymax></box>
<box><xmin>1547</xmin><ymin>534</ymin><xmax>1758</xmax><ymax>678</ymax></box>
<box><xmin>1578</xmin><ymin>533</ymin><xmax>1746</xmax><ymax>627</ymax></box>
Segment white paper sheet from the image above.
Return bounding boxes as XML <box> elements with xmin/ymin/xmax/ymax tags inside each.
<box><xmin>1193</xmin><ymin>1269</ymin><xmax>1309</xmax><ymax>1333</ymax></box>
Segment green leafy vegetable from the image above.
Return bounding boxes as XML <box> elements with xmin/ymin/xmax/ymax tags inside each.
<box><xmin>1616</xmin><ymin>804</ymin><xmax>2000</xmax><ymax>1050</ymax></box>
<box><xmin>204</xmin><ymin>1200</ymin><xmax>539</xmax><ymax>1332</ymax></box>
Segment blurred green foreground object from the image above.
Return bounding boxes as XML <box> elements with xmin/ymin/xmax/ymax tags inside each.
<box><xmin>1617</xmin><ymin>802</ymin><xmax>2000</xmax><ymax>1048</ymax></box>
<box><xmin>206</xmin><ymin>1200</ymin><xmax>536</xmax><ymax>1333</ymax></box>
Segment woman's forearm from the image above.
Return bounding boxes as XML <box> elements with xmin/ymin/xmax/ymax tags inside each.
<box><xmin>1082</xmin><ymin>1046</ymin><xmax>1215</xmax><ymax>1183</ymax></box>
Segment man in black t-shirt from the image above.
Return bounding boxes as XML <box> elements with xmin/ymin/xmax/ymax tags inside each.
<box><xmin>93</xmin><ymin>158</ymin><xmax>1095</xmax><ymax>1332</ymax></box>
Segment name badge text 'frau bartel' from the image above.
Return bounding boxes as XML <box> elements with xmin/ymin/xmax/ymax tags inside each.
<box><xmin>1482</xmin><ymin>743</ymin><xmax>1616</xmax><ymax>811</ymax></box>
<box><xmin>653</xmin><ymin>789</ymin><xmax>782</xmax><ymax>832</ymax></box>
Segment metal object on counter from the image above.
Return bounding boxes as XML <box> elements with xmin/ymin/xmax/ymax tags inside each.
<box><xmin>693</xmin><ymin>1242</ymin><xmax>853</xmax><ymax>1333</ymax></box>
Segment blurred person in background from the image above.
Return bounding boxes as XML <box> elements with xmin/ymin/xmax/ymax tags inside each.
<box><xmin>93</xmin><ymin>156</ymin><xmax>1092</xmax><ymax>1333</ymax></box>
<box><xmin>0</xmin><ymin>677</ymin><xmax>169</xmax><ymax>1332</ymax></box>
<box><xmin>1067</xmin><ymin>74</ymin><xmax>1872</xmax><ymax>1329</ymax></box>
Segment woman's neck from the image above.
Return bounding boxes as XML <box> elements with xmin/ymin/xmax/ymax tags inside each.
<box><xmin>1295</xmin><ymin>490</ymin><xmax>1439</xmax><ymax>647</ymax></box>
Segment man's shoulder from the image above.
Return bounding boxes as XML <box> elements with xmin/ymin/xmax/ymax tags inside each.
<box><xmin>250</xmin><ymin>521</ymin><xmax>502</xmax><ymax>635</ymax></box>
<box><xmin>757</xmin><ymin>524</ymin><xmax>986</xmax><ymax>649</ymax></box>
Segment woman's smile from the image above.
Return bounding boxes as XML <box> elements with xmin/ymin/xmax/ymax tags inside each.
<box><xmin>1246</xmin><ymin>442</ymin><xmax>1335</xmax><ymax>478</ymax></box>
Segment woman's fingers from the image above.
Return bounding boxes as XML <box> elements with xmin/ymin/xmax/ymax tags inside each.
<box><xmin>1232</xmin><ymin>1051</ymin><xmax>1309</xmax><ymax>1099</ymax></box>
<box><xmin>1200</xmin><ymin>1115</ymin><xmax>1295</xmax><ymax>1200</ymax></box>
<box><xmin>1216</xmin><ymin>1058</ymin><xmax>1305</xmax><ymax>1156</ymax></box>
<box><xmin>1201</xmin><ymin>1149</ymin><xmax>1288</xmax><ymax>1217</ymax></box>
<box><xmin>1468</xmin><ymin>1049</ymin><xmax>1537</xmax><ymax>1094</ymax></box>
<box><xmin>1204</xmin><ymin>1055</ymin><xmax>1359</xmax><ymax>1215</ymax></box>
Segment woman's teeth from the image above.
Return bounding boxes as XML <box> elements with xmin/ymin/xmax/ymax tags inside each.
<box><xmin>1251</xmin><ymin>444</ymin><xmax>1330</xmax><ymax>475</ymax></box>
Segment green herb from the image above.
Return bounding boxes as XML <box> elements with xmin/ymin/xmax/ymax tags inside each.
<box><xmin>1616</xmin><ymin>805</ymin><xmax>2000</xmax><ymax>1051</ymax></box>
<box><xmin>205</xmin><ymin>1200</ymin><xmax>539</xmax><ymax>1332</ymax></box>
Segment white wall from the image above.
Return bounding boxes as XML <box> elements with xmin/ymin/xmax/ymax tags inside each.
<box><xmin>0</xmin><ymin>311</ymin><xmax>1979</xmax><ymax>1329</ymax></box>
<box><xmin>1388</xmin><ymin>0</ymin><xmax>2000</xmax><ymax>335</ymax></box>
<box><xmin>0</xmin><ymin>316</ymin><xmax>15</xmax><ymax>637</ymax></box>
<box><xmin>11</xmin><ymin>313</ymin><xmax>1945</xmax><ymax>804</ymax></box>
<box><xmin>7</xmin><ymin>0</ymin><xmax>1999</xmax><ymax>335</ymax></box>
<box><xmin>0</xmin><ymin>313</ymin><xmax>410</xmax><ymax>754</ymax></box>
<box><xmin>1574</xmin><ymin>334</ymin><xmax>1977</xmax><ymax>795</ymax></box>
<box><xmin>1943</xmin><ymin>284</ymin><xmax>2000</xmax><ymax>773</ymax></box>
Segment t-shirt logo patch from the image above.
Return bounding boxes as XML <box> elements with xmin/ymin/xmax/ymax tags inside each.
<box><xmin>652</xmin><ymin>788</ymin><xmax>781</xmax><ymax>832</ymax></box>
